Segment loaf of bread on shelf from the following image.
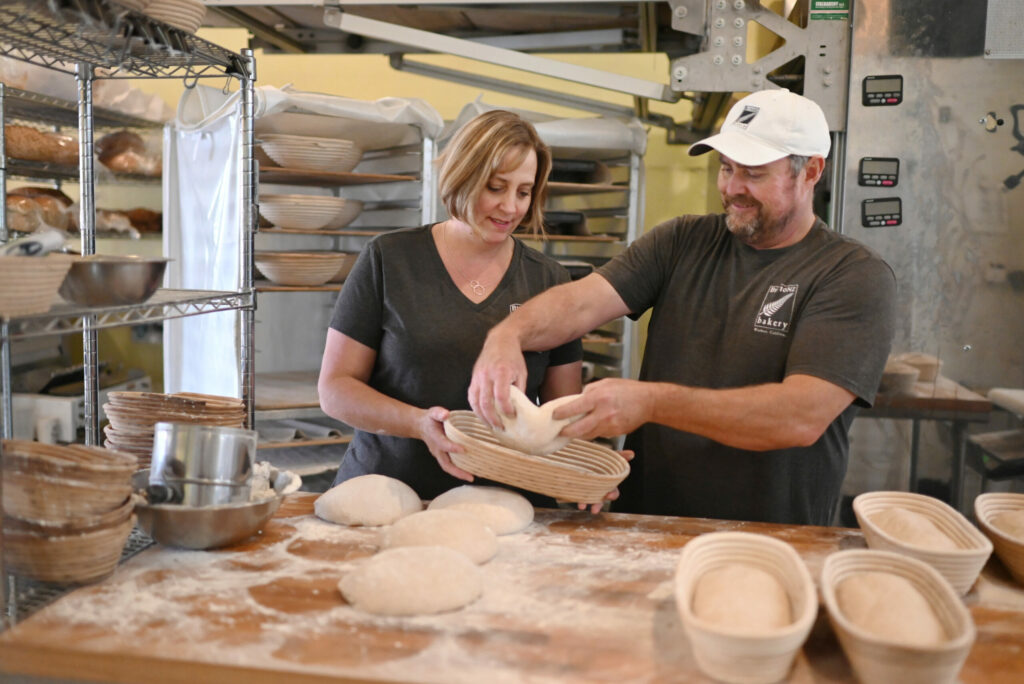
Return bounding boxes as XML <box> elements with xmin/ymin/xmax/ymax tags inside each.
<box><xmin>4</xmin><ymin>124</ymin><xmax>78</xmax><ymax>166</ymax></box>
<box><xmin>124</xmin><ymin>207</ymin><xmax>162</xmax><ymax>234</ymax></box>
<box><xmin>96</xmin><ymin>130</ymin><xmax>161</xmax><ymax>176</ymax></box>
<box><xmin>5</xmin><ymin>190</ymin><xmax>73</xmax><ymax>233</ymax></box>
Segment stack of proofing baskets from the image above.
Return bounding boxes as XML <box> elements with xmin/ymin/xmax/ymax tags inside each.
<box><xmin>1</xmin><ymin>439</ymin><xmax>137</xmax><ymax>584</ymax></box>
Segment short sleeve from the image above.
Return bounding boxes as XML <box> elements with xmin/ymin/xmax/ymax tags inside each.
<box><xmin>328</xmin><ymin>240</ymin><xmax>384</xmax><ymax>350</ymax></box>
<box><xmin>597</xmin><ymin>218</ymin><xmax>685</xmax><ymax>318</ymax></box>
<box><xmin>785</xmin><ymin>252</ymin><xmax>897</xmax><ymax>407</ymax></box>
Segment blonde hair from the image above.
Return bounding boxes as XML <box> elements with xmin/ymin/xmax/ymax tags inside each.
<box><xmin>437</xmin><ymin>110</ymin><xmax>551</xmax><ymax>235</ymax></box>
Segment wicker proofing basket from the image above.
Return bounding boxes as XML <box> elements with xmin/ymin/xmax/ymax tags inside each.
<box><xmin>0</xmin><ymin>254</ymin><xmax>74</xmax><ymax>317</ymax></box>
<box><xmin>443</xmin><ymin>410</ymin><xmax>629</xmax><ymax>503</ymax></box>
<box><xmin>674</xmin><ymin>531</ymin><xmax>818</xmax><ymax>684</ymax></box>
<box><xmin>3</xmin><ymin>514</ymin><xmax>136</xmax><ymax>584</ymax></box>
<box><xmin>853</xmin><ymin>491</ymin><xmax>992</xmax><ymax>595</ymax></box>
<box><xmin>2</xmin><ymin>439</ymin><xmax>137</xmax><ymax>484</ymax></box>
<box><xmin>821</xmin><ymin>549</ymin><xmax>975</xmax><ymax>684</ymax></box>
<box><xmin>2</xmin><ymin>468</ymin><xmax>133</xmax><ymax>524</ymax></box>
<box><xmin>974</xmin><ymin>492</ymin><xmax>1024</xmax><ymax>585</ymax></box>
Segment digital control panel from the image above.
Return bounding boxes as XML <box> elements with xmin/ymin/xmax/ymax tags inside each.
<box><xmin>862</xmin><ymin>75</ymin><xmax>903</xmax><ymax>106</ymax></box>
<box><xmin>862</xmin><ymin>197</ymin><xmax>902</xmax><ymax>228</ymax></box>
<box><xmin>858</xmin><ymin>157</ymin><xmax>900</xmax><ymax>187</ymax></box>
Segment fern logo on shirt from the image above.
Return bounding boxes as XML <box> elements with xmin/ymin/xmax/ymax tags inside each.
<box><xmin>509</xmin><ymin>303</ymin><xmax>521</xmax><ymax>313</ymax></box>
<box><xmin>754</xmin><ymin>284</ymin><xmax>797</xmax><ymax>336</ymax></box>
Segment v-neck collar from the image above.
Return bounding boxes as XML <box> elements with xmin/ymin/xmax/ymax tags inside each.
<box><xmin>427</xmin><ymin>224</ymin><xmax>520</xmax><ymax>310</ymax></box>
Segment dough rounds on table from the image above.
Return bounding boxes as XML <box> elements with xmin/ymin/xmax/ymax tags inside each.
<box><xmin>428</xmin><ymin>485</ymin><xmax>534</xmax><ymax>535</ymax></box>
<box><xmin>870</xmin><ymin>506</ymin><xmax>958</xmax><ymax>550</ymax></box>
<box><xmin>494</xmin><ymin>385</ymin><xmax>582</xmax><ymax>455</ymax></box>
<box><xmin>991</xmin><ymin>509</ymin><xmax>1024</xmax><ymax>541</ymax></box>
<box><xmin>383</xmin><ymin>509</ymin><xmax>498</xmax><ymax>564</ymax></box>
<box><xmin>314</xmin><ymin>474</ymin><xmax>422</xmax><ymax>526</ymax></box>
<box><xmin>836</xmin><ymin>571</ymin><xmax>947</xmax><ymax>646</ymax></box>
<box><xmin>339</xmin><ymin>546</ymin><xmax>483</xmax><ymax>616</ymax></box>
<box><xmin>691</xmin><ymin>563</ymin><xmax>792</xmax><ymax>632</ymax></box>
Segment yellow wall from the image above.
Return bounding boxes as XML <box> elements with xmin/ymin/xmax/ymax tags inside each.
<box><xmin>133</xmin><ymin>28</ymin><xmax>719</xmax><ymax>227</ymax></box>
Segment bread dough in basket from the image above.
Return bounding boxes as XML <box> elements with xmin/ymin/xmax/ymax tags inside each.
<box><xmin>991</xmin><ymin>509</ymin><xmax>1024</xmax><ymax>541</ymax></box>
<box><xmin>836</xmin><ymin>571</ymin><xmax>946</xmax><ymax>646</ymax></box>
<box><xmin>870</xmin><ymin>506</ymin><xmax>958</xmax><ymax>551</ymax></box>
<box><xmin>493</xmin><ymin>385</ymin><xmax>583</xmax><ymax>456</ymax></box>
<box><xmin>692</xmin><ymin>563</ymin><xmax>792</xmax><ymax>632</ymax></box>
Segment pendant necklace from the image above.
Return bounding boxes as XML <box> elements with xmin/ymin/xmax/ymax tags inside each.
<box><xmin>443</xmin><ymin>224</ymin><xmax>489</xmax><ymax>297</ymax></box>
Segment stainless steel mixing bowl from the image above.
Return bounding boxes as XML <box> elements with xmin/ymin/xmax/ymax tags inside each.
<box><xmin>58</xmin><ymin>255</ymin><xmax>168</xmax><ymax>306</ymax></box>
<box><xmin>133</xmin><ymin>469</ymin><xmax>289</xmax><ymax>550</ymax></box>
<box><xmin>150</xmin><ymin>422</ymin><xmax>257</xmax><ymax>506</ymax></box>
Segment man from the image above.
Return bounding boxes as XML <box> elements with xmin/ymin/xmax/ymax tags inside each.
<box><xmin>469</xmin><ymin>89</ymin><xmax>897</xmax><ymax>526</ymax></box>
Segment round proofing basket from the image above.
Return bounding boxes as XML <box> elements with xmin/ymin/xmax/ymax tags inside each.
<box><xmin>974</xmin><ymin>492</ymin><xmax>1024</xmax><ymax>585</ymax></box>
<box><xmin>853</xmin><ymin>491</ymin><xmax>992</xmax><ymax>595</ymax></box>
<box><xmin>2</xmin><ymin>439</ymin><xmax>138</xmax><ymax>483</ymax></box>
<box><xmin>1</xmin><ymin>469</ymin><xmax>133</xmax><ymax>524</ymax></box>
<box><xmin>674</xmin><ymin>531</ymin><xmax>818</xmax><ymax>684</ymax></box>
<box><xmin>0</xmin><ymin>254</ymin><xmax>74</xmax><ymax>317</ymax></box>
<box><xmin>3</xmin><ymin>514</ymin><xmax>136</xmax><ymax>584</ymax></box>
<box><xmin>821</xmin><ymin>549</ymin><xmax>975</xmax><ymax>684</ymax></box>
<box><xmin>6</xmin><ymin>495</ymin><xmax>134</xmax><ymax>533</ymax></box>
<box><xmin>443</xmin><ymin>410</ymin><xmax>629</xmax><ymax>503</ymax></box>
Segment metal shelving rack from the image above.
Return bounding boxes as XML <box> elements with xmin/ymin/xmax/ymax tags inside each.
<box><xmin>0</xmin><ymin>0</ymin><xmax>256</xmax><ymax>626</ymax></box>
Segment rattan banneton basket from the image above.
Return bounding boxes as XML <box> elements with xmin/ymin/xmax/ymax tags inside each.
<box><xmin>443</xmin><ymin>410</ymin><xmax>629</xmax><ymax>503</ymax></box>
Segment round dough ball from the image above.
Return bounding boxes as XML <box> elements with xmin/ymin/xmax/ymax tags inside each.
<box><xmin>428</xmin><ymin>485</ymin><xmax>534</xmax><ymax>535</ymax></box>
<box><xmin>339</xmin><ymin>546</ymin><xmax>482</xmax><ymax>616</ymax></box>
<box><xmin>384</xmin><ymin>509</ymin><xmax>498</xmax><ymax>564</ymax></box>
<box><xmin>691</xmin><ymin>563</ymin><xmax>792</xmax><ymax>633</ymax></box>
<box><xmin>836</xmin><ymin>571</ymin><xmax>947</xmax><ymax>646</ymax></box>
<box><xmin>315</xmin><ymin>474</ymin><xmax>422</xmax><ymax>526</ymax></box>
<box><xmin>991</xmin><ymin>509</ymin><xmax>1024</xmax><ymax>542</ymax></box>
<box><xmin>494</xmin><ymin>385</ymin><xmax>582</xmax><ymax>455</ymax></box>
<box><xmin>870</xmin><ymin>506</ymin><xmax>958</xmax><ymax>550</ymax></box>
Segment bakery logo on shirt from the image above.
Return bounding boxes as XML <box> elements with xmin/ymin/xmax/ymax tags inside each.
<box><xmin>754</xmin><ymin>284</ymin><xmax>797</xmax><ymax>336</ymax></box>
<box><xmin>509</xmin><ymin>303</ymin><xmax>521</xmax><ymax>313</ymax></box>
<box><xmin>735</xmin><ymin>105</ymin><xmax>760</xmax><ymax>128</ymax></box>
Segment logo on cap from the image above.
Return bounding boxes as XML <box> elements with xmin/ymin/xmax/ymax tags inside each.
<box><xmin>735</xmin><ymin>105</ymin><xmax>760</xmax><ymax>128</ymax></box>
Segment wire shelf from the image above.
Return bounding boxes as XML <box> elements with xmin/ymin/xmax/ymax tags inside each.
<box><xmin>3</xmin><ymin>158</ymin><xmax>159</xmax><ymax>184</ymax></box>
<box><xmin>1</xmin><ymin>289</ymin><xmax>252</xmax><ymax>341</ymax></box>
<box><xmin>0</xmin><ymin>0</ymin><xmax>249</xmax><ymax>81</ymax></box>
<box><xmin>1</xmin><ymin>86</ymin><xmax>163</xmax><ymax>129</ymax></box>
<box><xmin>4</xmin><ymin>526</ymin><xmax>154</xmax><ymax>625</ymax></box>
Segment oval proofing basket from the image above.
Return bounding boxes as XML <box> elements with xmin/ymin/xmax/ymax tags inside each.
<box><xmin>443</xmin><ymin>410</ymin><xmax>629</xmax><ymax>503</ymax></box>
<box><xmin>974</xmin><ymin>492</ymin><xmax>1024</xmax><ymax>585</ymax></box>
<box><xmin>821</xmin><ymin>549</ymin><xmax>975</xmax><ymax>684</ymax></box>
<box><xmin>853</xmin><ymin>491</ymin><xmax>992</xmax><ymax>595</ymax></box>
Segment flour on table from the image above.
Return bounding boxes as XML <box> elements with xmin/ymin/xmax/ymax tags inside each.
<box><xmin>690</xmin><ymin>563</ymin><xmax>792</xmax><ymax>632</ymax></box>
<box><xmin>338</xmin><ymin>546</ymin><xmax>483</xmax><ymax>616</ymax></box>
<box><xmin>315</xmin><ymin>474</ymin><xmax>422</xmax><ymax>526</ymax></box>
<box><xmin>870</xmin><ymin>506</ymin><xmax>958</xmax><ymax>550</ymax></box>
<box><xmin>428</xmin><ymin>485</ymin><xmax>533</xmax><ymax>535</ymax></box>
<box><xmin>835</xmin><ymin>571</ymin><xmax>947</xmax><ymax>646</ymax></box>
<box><xmin>383</xmin><ymin>509</ymin><xmax>498</xmax><ymax>564</ymax></box>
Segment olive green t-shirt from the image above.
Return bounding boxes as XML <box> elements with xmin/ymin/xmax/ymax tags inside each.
<box><xmin>329</xmin><ymin>225</ymin><xmax>582</xmax><ymax>500</ymax></box>
<box><xmin>598</xmin><ymin>214</ymin><xmax>897</xmax><ymax>525</ymax></box>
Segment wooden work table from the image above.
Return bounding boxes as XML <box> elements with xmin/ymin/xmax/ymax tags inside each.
<box><xmin>1</xmin><ymin>493</ymin><xmax>1023</xmax><ymax>684</ymax></box>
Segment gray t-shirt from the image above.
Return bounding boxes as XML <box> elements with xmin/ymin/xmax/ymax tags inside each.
<box><xmin>329</xmin><ymin>225</ymin><xmax>582</xmax><ymax>500</ymax></box>
<box><xmin>598</xmin><ymin>214</ymin><xmax>896</xmax><ymax>525</ymax></box>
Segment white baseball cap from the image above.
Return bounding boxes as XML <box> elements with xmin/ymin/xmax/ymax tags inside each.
<box><xmin>688</xmin><ymin>89</ymin><xmax>831</xmax><ymax>165</ymax></box>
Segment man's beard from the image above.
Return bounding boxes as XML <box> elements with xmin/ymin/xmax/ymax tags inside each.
<box><xmin>723</xmin><ymin>196</ymin><xmax>794</xmax><ymax>248</ymax></box>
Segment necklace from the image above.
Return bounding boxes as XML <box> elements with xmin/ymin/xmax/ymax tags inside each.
<box><xmin>442</xmin><ymin>223</ymin><xmax>489</xmax><ymax>297</ymax></box>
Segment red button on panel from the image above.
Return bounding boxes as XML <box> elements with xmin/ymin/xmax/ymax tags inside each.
<box><xmin>887</xmin><ymin>98</ymin><xmax>898</xmax><ymax>103</ymax></box>
<box><xmin>882</xmin><ymin>180</ymin><xmax>894</xmax><ymax>185</ymax></box>
<box><xmin>887</xmin><ymin>220</ymin><xmax>898</xmax><ymax>225</ymax></box>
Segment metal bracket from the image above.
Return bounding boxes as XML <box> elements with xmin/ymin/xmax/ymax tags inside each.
<box><xmin>667</xmin><ymin>0</ymin><xmax>850</xmax><ymax>130</ymax></box>
<box><xmin>322</xmin><ymin>6</ymin><xmax>681</xmax><ymax>104</ymax></box>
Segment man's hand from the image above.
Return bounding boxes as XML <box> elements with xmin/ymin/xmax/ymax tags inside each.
<box><xmin>469</xmin><ymin>328</ymin><xmax>528</xmax><ymax>428</ymax></box>
<box><xmin>576</xmin><ymin>449</ymin><xmax>635</xmax><ymax>514</ymax></box>
<box><xmin>555</xmin><ymin>378</ymin><xmax>653</xmax><ymax>441</ymax></box>
<box><xmin>417</xmin><ymin>406</ymin><xmax>474</xmax><ymax>481</ymax></box>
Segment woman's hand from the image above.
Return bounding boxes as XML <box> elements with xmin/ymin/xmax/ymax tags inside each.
<box><xmin>576</xmin><ymin>449</ymin><xmax>634</xmax><ymax>514</ymax></box>
<box><xmin>418</xmin><ymin>406</ymin><xmax>475</xmax><ymax>482</ymax></box>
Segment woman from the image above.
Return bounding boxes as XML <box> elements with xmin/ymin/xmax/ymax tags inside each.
<box><xmin>318</xmin><ymin>110</ymin><xmax>583</xmax><ymax>500</ymax></box>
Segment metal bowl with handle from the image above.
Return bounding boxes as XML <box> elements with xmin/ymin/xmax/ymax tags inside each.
<box><xmin>132</xmin><ymin>466</ymin><xmax>301</xmax><ymax>550</ymax></box>
<box><xmin>58</xmin><ymin>255</ymin><xmax>169</xmax><ymax>307</ymax></box>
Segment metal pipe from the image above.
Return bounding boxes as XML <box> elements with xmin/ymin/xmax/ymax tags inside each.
<box><xmin>77</xmin><ymin>62</ymin><xmax>99</xmax><ymax>445</ymax></box>
<box><xmin>240</xmin><ymin>49</ymin><xmax>256</xmax><ymax>429</ymax></box>
<box><xmin>1</xmin><ymin>83</ymin><xmax>8</xmax><ymax>245</ymax></box>
<box><xmin>828</xmin><ymin>130</ymin><xmax>846</xmax><ymax>233</ymax></box>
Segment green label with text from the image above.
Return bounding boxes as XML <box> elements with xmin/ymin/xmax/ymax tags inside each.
<box><xmin>811</xmin><ymin>0</ymin><xmax>850</xmax><ymax>8</ymax></box>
